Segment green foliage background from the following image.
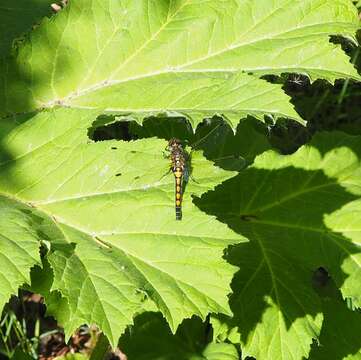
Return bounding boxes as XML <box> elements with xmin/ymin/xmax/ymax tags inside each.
<box><xmin>0</xmin><ymin>1</ymin><xmax>361</xmax><ymax>359</ymax></box>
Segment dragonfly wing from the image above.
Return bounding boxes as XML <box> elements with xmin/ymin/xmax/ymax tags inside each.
<box><xmin>212</xmin><ymin>154</ymin><xmax>247</xmax><ymax>171</ymax></box>
<box><xmin>183</xmin><ymin>165</ymin><xmax>190</xmax><ymax>184</ymax></box>
<box><xmin>188</xmin><ymin>148</ymin><xmax>246</xmax><ymax>173</ymax></box>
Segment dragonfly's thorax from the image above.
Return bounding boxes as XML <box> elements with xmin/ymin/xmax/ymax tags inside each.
<box><xmin>168</xmin><ymin>138</ymin><xmax>186</xmax><ymax>172</ymax></box>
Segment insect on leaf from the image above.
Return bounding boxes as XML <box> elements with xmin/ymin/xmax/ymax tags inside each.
<box><xmin>0</xmin><ymin>108</ymin><xmax>245</xmax><ymax>345</ymax></box>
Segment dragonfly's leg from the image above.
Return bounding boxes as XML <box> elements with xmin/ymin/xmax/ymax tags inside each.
<box><xmin>185</xmin><ymin>155</ymin><xmax>199</xmax><ymax>184</ymax></box>
<box><xmin>159</xmin><ymin>167</ymin><xmax>172</xmax><ymax>181</ymax></box>
<box><xmin>183</xmin><ymin>167</ymin><xmax>189</xmax><ymax>184</ymax></box>
<box><xmin>190</xmin><ymin>174</ymin><xmax>199</xmax><ymax>184</ymax></box>
<box><xmin>183</xmin><ymin>167</ymin><xmax>199</xmax><ymax>184</ymax></box>
<box><xmin>163</xmin><ymin>148</ymin><xmax>171</xmax><ymax>159</ymax></box>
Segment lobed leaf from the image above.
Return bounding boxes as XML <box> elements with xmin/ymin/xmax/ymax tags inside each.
<box><xmin>0</xmin><ymin>107</ymin><xmax>244</xmax><ymax>345</ymax></box>
<box><xmin>1</xmin><ymin>0</ymin><xmax>360</xmax><ymax>127</ymax></box>
<box><xmin>202</xmin><ymin>343</ymin><xmax>239</xmax><ymax>360</ymax></box>
<box><xmin>196</xmin><ymin>132</ymin><xmax>361</xmax><ymax>360</ymax></box>
<box><xmin>0</xmin><ymin>196</ymin><xmax>42</xmax><ymax>311</ymax></box>
<box><xmin>0</xmin><ymin>0</ymin><xmax>360</xmax><ymax>354</ymax></box>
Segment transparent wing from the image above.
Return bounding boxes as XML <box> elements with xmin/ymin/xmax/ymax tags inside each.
<box><xmin>187</xmin><ymin>123</ymin><xmax>247</xmax><ymax>172</ymax></box>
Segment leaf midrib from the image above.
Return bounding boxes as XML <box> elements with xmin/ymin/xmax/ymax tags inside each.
<box><xmin>0</xmin><ymin>191</ymin><xmax>241</xmax><ymax>242</ymax></box>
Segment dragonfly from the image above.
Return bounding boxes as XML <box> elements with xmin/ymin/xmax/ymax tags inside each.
<box><xmin>164</xmin><ymin>138</ymin><xmax>189</xmax><ymax>220</ymax></box>
<box><xmin>123</xmin><ymin>120</ymin><xmax>247</xmax><ymax>220</ymax></box>
<box><xmin>162</xmin><ymin>122</ymin><xmax>246</xmax><ymax>220</ymax></box>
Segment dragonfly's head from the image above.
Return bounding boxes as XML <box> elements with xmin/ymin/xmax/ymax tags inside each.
<box><xmin>167</xmin><ymin>138</ymin><xmax>183</xmax><ymax>151</ymax></box>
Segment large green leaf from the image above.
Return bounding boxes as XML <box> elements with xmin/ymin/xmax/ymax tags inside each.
<box><xmin>1</xmin><ymin>0</ymin><xmax>360</xmax><ymax>126</ymax></box>
<box><xmin>0</xmin><ymin>0</ymin><xmax>360</xmax><ymax>355</ymax></box>
<box><xmin>0</xmin><ymin>107</ymin><xmax>244</xmax><ymax>345</ymax></box>
<box><xmin>196</xmin><ymin>132</ymin><xmax>361</xmax><ymax>360</ymax></box>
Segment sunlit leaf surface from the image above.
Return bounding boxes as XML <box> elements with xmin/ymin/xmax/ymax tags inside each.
<box><xmin>0</xmin><ymin>108</ymin><xmax>244</xmax><ymax>344</ymax></box>
<box><xmin>1</xmin><ymin>0</ymin><xmax>360</xmax><ymax>127</ymax></box>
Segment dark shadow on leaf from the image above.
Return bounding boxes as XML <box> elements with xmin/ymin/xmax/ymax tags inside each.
<box><xmin>268</xmin><ymin>118</ymin><xmax>311</xmax><ymax>154</ymax></box>
<box><xmin>89</xmin><ymin>115</ymin><xmax>271</xmax><ymax>171</ymax></box>
<box><xmin>0</xmin><ymin>0</ymin><xmax>53</xmax><ymax>56</ymax></box>
<box><xmin>89</xmin><ymin>115</ymin><xmax>194</xmax><ymax>143</ymax></box>
<box><xmin>119</xmin><ymin>312</ymin><xmax>240</xmax><ymax>360</ymax></box>
<box><xmin>308</xmin><ymin>130</ymin><xmax>361</xmax><ymax>161</ymax></box>
<box><xmin>194</xmin><ymin>165</ymin><xmax>361</xmax><ymax>347</ymax></box>
<box><xmin>308</xmin><ymin>279</ymin><xmax>361</xmax><ymax>360</ymax></box>
<box><xmin>0</xmin><ymin>1</ymin><xmax>59</xmax><ymax>188</ymax></box>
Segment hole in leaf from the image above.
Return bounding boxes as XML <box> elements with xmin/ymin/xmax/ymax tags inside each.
<box><xmin>88</xmin><ymin>115</ymin><xmax>194</xmax><ymax>142</ymax></box>
<box><xmin>88</xmin><ymin>115</ymin><xmax>137</xmax><ymax>142</ymax></box>
<box><xmin>88</xmin><ymin>114</ymin><xmax>270</xmax><ymax>171</ymax></box>
<box><xmin>312</xmin><ymin>267</ymin><xmax>330</xmax><ymax>289</ymax></box>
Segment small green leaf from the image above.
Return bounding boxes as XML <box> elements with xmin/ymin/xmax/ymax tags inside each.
<box><xmin>210</xmin><ymin>314</ymin><xmax>240</xmax><ymax>345</ymax></box>
<box><xmin>202</xmin><ymin>343</ymin><xmax>239</xmax><ymax>360</ymax></box>
<box><xmin>0</xmin><ymin>196</ymin><xmax>41</xmax><ymax>310</ymax></box>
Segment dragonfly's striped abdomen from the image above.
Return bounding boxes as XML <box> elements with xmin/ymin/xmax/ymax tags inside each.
<box><xmin>173</xmin><ymin>155</ymin><xmax>183</xmax><ymax>220</ymax></box>
<box><xmin>168</xmin><ymin>139</ymin><xmax>187</xmax><ymax>221</ymax></box>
